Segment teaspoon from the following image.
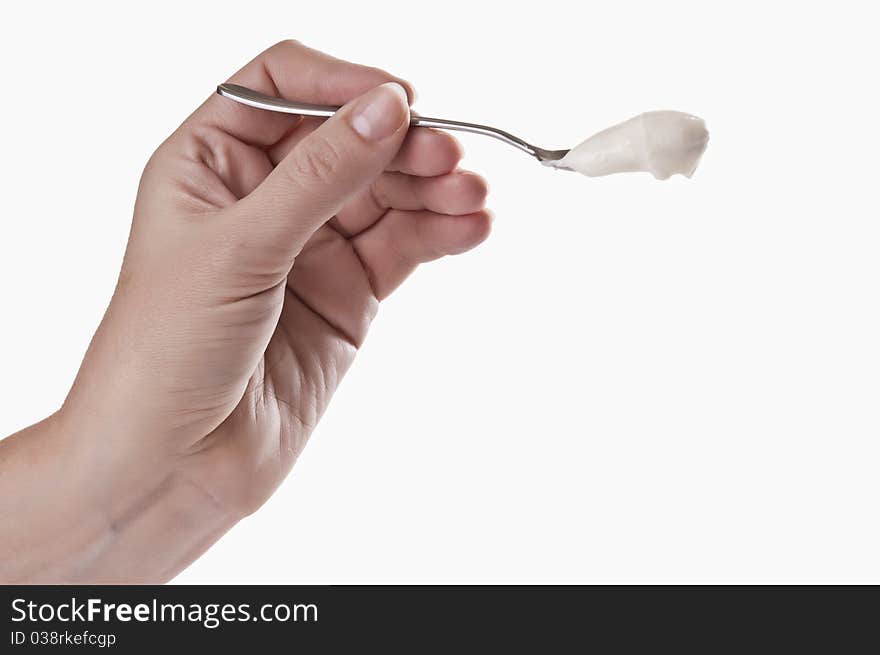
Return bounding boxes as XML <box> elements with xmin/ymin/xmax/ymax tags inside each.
<box><xmin>216</xmin><ymin>83</ymin><xmax>569</xmax><ymax>165</ymax></box>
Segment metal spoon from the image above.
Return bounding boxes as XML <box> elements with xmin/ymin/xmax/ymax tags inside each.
<box><xmin>216</xmin><ymin>83</ymin><xmax>569</xmax><ymax>165</ymax></box>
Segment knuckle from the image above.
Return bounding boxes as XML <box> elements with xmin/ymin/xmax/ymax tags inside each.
<box><xmin>210</xmin><ymin>209</ymin><xmax>292</xmax><ymax>287</ymax></box>
<box><xmin>290</xmin><ymin>137</ymin><xmax>343</xmax><ymax>184</ymax></box>
<box><xmin>268</xmin><ymin>38</ymin><xmax>302</xmax><ymax>54</ymax></box>
<box><xmin>368</xmin><ymin>180</ymin><xmax>389</xmax><ymax>212</ymax></box>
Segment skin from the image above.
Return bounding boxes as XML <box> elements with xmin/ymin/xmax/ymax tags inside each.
<box><xmin>0</xmin><ymin>41</ymin><xmax>491</xmax><ymax>583</ymax></box>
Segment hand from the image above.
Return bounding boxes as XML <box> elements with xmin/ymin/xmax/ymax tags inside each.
<box><xmin>0</xmin><ymin>41</ymin><xmax>490</xmax><ymax>583</ymax></box>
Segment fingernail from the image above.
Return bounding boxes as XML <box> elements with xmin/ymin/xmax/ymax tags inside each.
<box><xmin>351</xmin><ymin>82</ymin><xmax>408</xmax><ymax>141</ymax></box>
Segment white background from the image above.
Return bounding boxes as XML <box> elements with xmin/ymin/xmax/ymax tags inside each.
<box><xmin>1</xmin><ymin>1</ymin><xmax>878</xmax><ymax>583</ymax></box>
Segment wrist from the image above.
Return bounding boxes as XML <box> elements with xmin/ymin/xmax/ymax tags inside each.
<box><xmin>59</xmin><ymin>401</ymin><xmax>242</xmax><ymax>583</ymax></box>
<box><xmin>1</xmin><ymin>403</ymin><xmax>239</xmax><ymax>583</ymax></box>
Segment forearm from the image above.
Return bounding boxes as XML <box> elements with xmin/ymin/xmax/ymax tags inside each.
<box><xmin>0</xmin><ymin>408</ymin><xmax>237</xmax><ymax>584</ymax></box>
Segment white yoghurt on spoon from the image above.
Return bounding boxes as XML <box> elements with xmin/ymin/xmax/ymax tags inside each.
<box><xmin>549</xmin><ymin>111</ymin><xmax>709</xmax><ymax>179</ymax></box>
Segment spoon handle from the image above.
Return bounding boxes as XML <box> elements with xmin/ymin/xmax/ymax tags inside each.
<box><xmin>218</xmin><ymin>83</ymin><xmax>338</xmax><ymax>117</ymax></box>
<box><xmin>216</xmin><ymin>83</ymin><xmax>560</xmax><ymax>161</ymax></box>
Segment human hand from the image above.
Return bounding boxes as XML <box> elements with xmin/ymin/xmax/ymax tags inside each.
<box><xmin>0</xmin><ymin>41</ymin><xmax>490</xmax><ymax>583</ymax></box>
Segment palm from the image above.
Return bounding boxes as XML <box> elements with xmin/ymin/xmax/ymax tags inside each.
<box><xmin>168</xmin><ymin>134</ymin><xmax>383</xmax><ymax>506</ymax></box>
<box><xmin>240</xmin><ymin>224</ymin><xmax>378</xmax><ymax>473</ymax></box>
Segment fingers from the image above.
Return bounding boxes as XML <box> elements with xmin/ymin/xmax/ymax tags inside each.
<box><xmin>388</xmin><ymin>128</ymin><xmax>463</xmax><ymax>176</ymax></box>
<box><xmin>224</xmin><ymin>82</ymin><xmax>410</xmax><ymax>278</ymax></box>
<box><xmin>269</xmin><ymin>123</ymin><xmax>462</xmax><ymax>176</ymax></box>
<box><xmin>383</xmin><ymin>170</ymin><xmax>489</xmax><ymax>214</ymax></box>
<box><xmin>352</xmin><ymin>209</ymin><xmax>493</xmax><ymax>300</ymax></box>
<box><xmin>333</xmin><ymin>170</ymin><xmax>489</xmax><ymax>236</ymax></box>
<box><xmin>190</xmin><ymin>40</ymin><xmax>415</xmax><ymax>148</ymax></box>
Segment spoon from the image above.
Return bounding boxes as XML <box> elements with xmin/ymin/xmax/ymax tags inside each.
<box><xmin>216</xmin><ymin>83</ymin><xmax>569</xmax><ymax>165</ymax></box>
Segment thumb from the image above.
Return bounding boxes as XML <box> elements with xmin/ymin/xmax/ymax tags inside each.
<box><xmin>229</xmin><ymin>82</ymin><xmax>410</xmax><ymax>269</ymax></box>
